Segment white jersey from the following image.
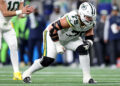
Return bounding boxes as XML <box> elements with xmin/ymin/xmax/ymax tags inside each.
<box><xmin>58</xmin><ymin>10</ymin><xmax>95</xmax><ymax>43</ymax></box>
<box><xmin>0</xmin><ymin>0</ymin><xmax>24</xmax><ymax>22</ymax></box>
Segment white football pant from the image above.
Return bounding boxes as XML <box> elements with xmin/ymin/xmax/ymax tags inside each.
<box><xmin>0</xmin><ymin>21</ymin><xmax>19</xmax><ymax>73</ymax></box>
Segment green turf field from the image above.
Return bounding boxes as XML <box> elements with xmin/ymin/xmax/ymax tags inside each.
<box><xmin>0</xmin><ymin>66</ymin><xmax>120</xmax><ymax>86</ymax></box>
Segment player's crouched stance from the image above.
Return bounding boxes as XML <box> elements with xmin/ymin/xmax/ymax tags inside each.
<box><xmin>22</xmin><ymin>2</ymin><xmax>97</xmax><ymax>84</ymax></box>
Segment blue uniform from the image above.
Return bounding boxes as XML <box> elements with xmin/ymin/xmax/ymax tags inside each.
<box><xmin>108</xmin><ymin>15</ymin><xmax>120</xmax><ymax>40</ymax></box>
<box><xmin>107</xmin><ymin>15</ymin><xmax>120</xmax><ymax>65</ymax></box>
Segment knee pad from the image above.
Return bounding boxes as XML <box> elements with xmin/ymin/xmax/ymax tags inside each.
<box><xmin>76</xmin><ymin>45</ymin><xmax>88</xmax><ymax>55</ymax></box>
<box><xmin>40</xmin><ymin>56</ymin><xmax>54</xmax><ymax>67</ymax></box>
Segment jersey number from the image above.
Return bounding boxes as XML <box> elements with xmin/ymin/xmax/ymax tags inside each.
<box><xmin>66</xmin><ymin>30</ymin><xmax>85</xmax><ymax>37</ymax></box>
<box><xmin>8</xmin><ymin>1</ymin><xmax>19</xmax><ymax>11</ymax></box>
<box><xmin>66</xmin><ymin>30</ymin><xmax>79</xmax><ymax>37</ymax></box>
<box><xmin>72</xmin><ymin>16</ymin><xmax>78</xmax><ymax>25</ymax></box>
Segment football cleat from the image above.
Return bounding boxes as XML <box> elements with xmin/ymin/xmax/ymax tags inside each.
<box><xmin>88</xmin><ymin>79</ymin><xmax>97</xmax><ymax>84</ymax></box>
<box><xmin>83</xmin><ymin>78</ymin><xmax>97</xmax><ymax>84</ymax></box>
<box><xmin>23</xmin><ymin>77</ymin><xmax>31</xmax><ymax>83</ymax></box>
<box><xmin>22</xmin><ymin>71</ymin><xmax>31</xmax><ymax>83</ymax></box>
<box><xmin>13</xmin><ymin>72</ymin><xmax>22</xmax><ymax>80</ymax></box>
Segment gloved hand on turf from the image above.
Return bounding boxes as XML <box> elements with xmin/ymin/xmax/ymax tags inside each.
<box><xmin>54</xmin><ymin>41</ymin><xmax>65</xmax><ymax>54</ymax></box>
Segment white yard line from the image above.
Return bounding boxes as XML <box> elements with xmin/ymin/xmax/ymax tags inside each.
<box><xmin>0</xmin><ymin>83</ymin><xmax>120</xmax><ymax>86</ymax></box>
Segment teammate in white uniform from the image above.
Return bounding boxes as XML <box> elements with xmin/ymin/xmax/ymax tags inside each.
<box><xmin>0</xmin><ymin>0</ymin><xmax>34</xmax><ymax>80</ymax></box>
<box><xmin>23</xmin><ymin>2</ymin><xmax>97</xmax><ymax>84</ymax></box>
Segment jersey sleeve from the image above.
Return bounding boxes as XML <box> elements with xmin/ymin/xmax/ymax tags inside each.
<box><xmin>65</xmin><ymin>10</ymin><xmax>80</xmax><ymax>28</ymax></box>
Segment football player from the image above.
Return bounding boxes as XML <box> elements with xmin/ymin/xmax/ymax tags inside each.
<box><xmin>23</xmin><ymin>2</ymin><xmax>96</xmax><ymax>84</ymax></box>
<box><xmin>0</xmin><ymin>0</ymin><xmax>34</xmax><ymax>80</ymax></box>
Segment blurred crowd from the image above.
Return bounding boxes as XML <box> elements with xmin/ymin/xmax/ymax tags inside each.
<box><xmin>0</xmin><ymin>0</ymin><xmax>120</xmax><ymax>69</ymax></box>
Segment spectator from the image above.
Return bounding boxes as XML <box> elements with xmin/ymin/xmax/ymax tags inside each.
<box><xmin>18</xmin><ymin>17</ymin><xmax>29</xmax><ymax>67</ymax></box>
<box><xmin>94</xmin><ymin>10</ymin><xmax>108</xmax><ymax>67</ymax></box>
<box><xmin>0</xmin><ymin>39</ymin><xmax>9</xmax><ymax>65</ymax></box>
<box><xmin>49</xmin><ymin>1</ymin><xmax>64</xmax><ymax>23</ymax></box>
<box><xmin>43</xmin><ymin>0</ymin><xmax>54</xmax><ymax>20</ymax></box>
<box><xmin>25</xmin><ymin>7</ymin><xmax>47</xmax><ymax>65</ymax></box>
<box><xmin>104</xmin><ymin>5</ymin><xmax>120</xmax><ymax>69</ymax></box>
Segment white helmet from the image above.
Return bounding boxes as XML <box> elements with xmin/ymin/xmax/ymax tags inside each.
<box><xmin>78</xmin><ymin>2</ymin><xmax>96</xmax><ymax>26</ymax></box>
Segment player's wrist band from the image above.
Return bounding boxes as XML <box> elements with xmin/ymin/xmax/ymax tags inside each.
<box><xmin>16</xmin><ymin>10</ymin><xmax>22</xmax><ymax>15</ymax></box>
